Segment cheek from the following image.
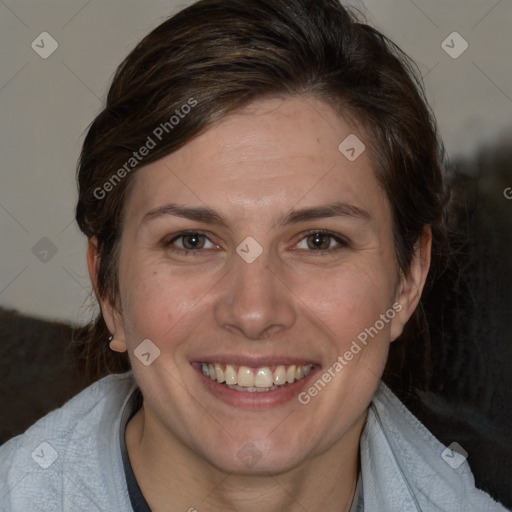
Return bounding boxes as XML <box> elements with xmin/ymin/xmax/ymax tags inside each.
<box><xmin>118</xmin><ymin>258</ymin><xmax>218</xmax><ymax>347</ymax></box>
<box><xmin>293</xmin><ymin>261</ymin><xmax>396</xmax><ymax>338</ymax></box>
<box><xmin>118</xmin><ymin>262</ymin><xmax>178</xmax><ymax>343</ymax></box>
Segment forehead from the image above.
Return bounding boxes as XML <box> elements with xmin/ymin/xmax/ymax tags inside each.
<box><xmin>126</xmin><ymin>96</ymin><xmax>389</xmax><ymax>224</ymax></box>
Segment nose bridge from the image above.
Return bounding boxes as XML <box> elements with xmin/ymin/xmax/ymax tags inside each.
<box><xmin>213</xmin><ymin>247</ymin><xmax>296</xmax><ymax>340</ymax></box>
<box><xmin>234</xmin><ymin>250</ymin><xmax>275</xmax><ymax>300</ymax></box>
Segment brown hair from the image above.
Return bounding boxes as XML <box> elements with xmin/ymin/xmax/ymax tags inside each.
<box><xmin>74</xmin><ymin>0</ymin><xmax>450</xmax><ymax>387</ymax></box>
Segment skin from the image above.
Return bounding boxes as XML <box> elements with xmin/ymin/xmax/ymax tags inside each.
<box><xmin>87</xmin><ymin>96</ymin><xmax>431</xmax><ymax>512</ymax></box>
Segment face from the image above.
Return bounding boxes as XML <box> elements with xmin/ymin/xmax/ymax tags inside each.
<box><xmin>94</xmin><ymin>96</ymin><xmax>428</xmax><ymax>475</ymax></box>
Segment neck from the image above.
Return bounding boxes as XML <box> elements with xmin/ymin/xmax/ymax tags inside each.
<box><xmin>125</xmin><ymin>405</ymin><xmax>365</xmax><ymax>512</ymax></box>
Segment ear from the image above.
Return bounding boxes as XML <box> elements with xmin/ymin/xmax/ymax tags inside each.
<box><xmin>389</xmin><ymin>225</ymin><xmax>432</xmax><ymax>341</ymax></box>
<box><xmin>86</xmin><ymin>237</ymin><xmax>127</xmax><ymax>353</ymax></box>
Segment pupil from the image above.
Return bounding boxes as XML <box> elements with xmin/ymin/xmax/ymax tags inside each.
<box><xmin>185</xmin><ymin>234</ymin><xmax>201</xmax><ymax>249</ymax></box>
<box><xmin>310</xmin><ymin>233</ymin><xmax>328</xmax><ymax>250</ymax></box>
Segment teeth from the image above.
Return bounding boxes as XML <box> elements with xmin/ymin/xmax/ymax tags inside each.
<box><xmin>254</xmin><ymin>367</ymin><xmax>273</xmax><ymax>388</ymax></box>
<box><xmin>215</xmin><ymin>363</ymin><xmax>225</xmax><ymax>383</ymax></box>
<box><xmin>237</xmin><ymin>366</ymin><xmax>254</xmax><ymax>387</ymax></box>
<box><xmin>225</xmin><ymin>364</ymin><xmax>237</xmax><ymax>385</ymax></box>
<box><xmin>200</xmin><ymin>362</ymin><xmax>313</xmax><ymax>390</ymax></box>
<box><xmin>286</xmin><ymin>365</ymin><xmax>296</xmax><ymax>383</ymax></box>
<box><xmin>273</xmin><ymin>365</ymin><xmax>287</xmax><ymax>385</ymax></box>
<box><xmin>225</xmin><ymin>384</ymin><xmax>280</xmax><ymax>392</ymax></box>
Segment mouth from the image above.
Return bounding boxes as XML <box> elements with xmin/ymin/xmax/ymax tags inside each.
<box><xmin>191</xmin><ymin>360</ymin><xmax>319</xmax><ymax>408</ymax></box>
<box><xmin>200</xmin><ymin>362</ymin><xmax>313</xmax><ymax>391</ymax></box>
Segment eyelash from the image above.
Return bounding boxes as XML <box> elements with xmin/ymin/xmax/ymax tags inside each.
<box><xmin>163</xmin><ymin>230</ymin><xmax>348</xmax><ymax>256</ymax></box>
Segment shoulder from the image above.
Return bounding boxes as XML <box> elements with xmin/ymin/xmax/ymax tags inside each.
<box><xmin>360</xmin><ymin>381</ymin><xmax>509</xmax><ymax>512</ymax></box>
<box><xmin>0</xmin><ymin>371</ymin><xmax>137</xmax><ymax>511</ymax></box>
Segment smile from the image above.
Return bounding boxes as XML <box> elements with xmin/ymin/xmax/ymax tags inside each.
<box><xmin>200</xmin><ymin>363</ymin><xmax>313</xmax><ymax>392</ymax></box>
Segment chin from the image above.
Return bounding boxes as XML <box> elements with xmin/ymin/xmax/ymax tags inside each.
<box><xmin>209</xmin><ymin>448</ymin><xmax>306</xmax><ymax>476</ymax></box>
<box><xmin>197</xmin><ymin>433</ymin><xmax>311</xmax><ymax>476</ymax></box>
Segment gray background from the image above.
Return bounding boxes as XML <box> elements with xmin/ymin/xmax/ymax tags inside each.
<box><xmin>1</xmin><ymin>0</ymin><xmax>511</xmax><ymax>325</ymax></box>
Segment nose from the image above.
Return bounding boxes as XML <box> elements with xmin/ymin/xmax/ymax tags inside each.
<box><xmin>213</xmin><ymin>251</ymin><xmax>296</xmax><ymax>341</ymax></box>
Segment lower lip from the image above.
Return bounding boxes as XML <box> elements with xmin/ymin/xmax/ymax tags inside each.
<box><xmin>191</xmin><ymin>363</ymin><xmax>320</xmax><ymax>408</ymax></box>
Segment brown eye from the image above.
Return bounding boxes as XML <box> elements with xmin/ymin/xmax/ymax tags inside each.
<box><xmin>295</xmin><ymin>231</ymin><xmax>348</xmax><ymax>253</ymax></box>
<box><xmin>179</xmin><ymin>233</ymin><xmax>206</xmax><ymax>250</ymax></box>
<box><xmin>164</xmin><ymin>231</ymin><xmax>217</xmax><ymax>253</ymax></box>
<box><xmin>307</xmin><ymin>233</ymin><xmax>331</xmax><ymax>250</ymax></box>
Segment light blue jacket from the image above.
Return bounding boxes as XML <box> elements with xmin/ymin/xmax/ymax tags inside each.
<box><xmin>0</xmin><ymin>372</ymin><xmax>508</xmax><ymax>511</ymax></box>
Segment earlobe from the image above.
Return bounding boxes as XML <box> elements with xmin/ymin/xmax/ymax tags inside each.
<box><xmin>109</xmin><ymin>336</ymin><xmax>128</xmax><ymax>353</ymax></box>
<box><xmin>390</xmin><ymin>226</ymin><xmax>432</xmax><ymax>342</ymax></box>
<box><xmin>389</xmin><ymin>300</ymin><xmax>405</xmax><ymax>341</ymax></box>
<box><xmin>86</xmin><ymin>237</ymin><xmax>127</xmax><ymax>352</ymax></box>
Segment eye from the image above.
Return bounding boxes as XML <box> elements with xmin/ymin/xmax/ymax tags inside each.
<box><xmin>163</xmin><ymin>229</ymin><xmax>348</xmax><ymax>256</ymax></box>
<box><xmin>164</xmin><ymin>231</ymin><xmax>218</xmax><ymax>254</ymax></box>
<box><xmin>294</xmin><ymin>230</ymin><xmax>348</xmax><ymax>253</ymax></box>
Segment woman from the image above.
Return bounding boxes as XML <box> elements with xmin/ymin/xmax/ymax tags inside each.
<box><xmin>0</xmin><ymin>0</ymin><xmax>508</xmax><ymax>510</ymax></box>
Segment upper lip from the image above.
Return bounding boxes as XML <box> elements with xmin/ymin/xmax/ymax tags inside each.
<box><xmin>191</xmin><ymin>354</ymin><xmax>320</xmax><ymax>367</ymax></box>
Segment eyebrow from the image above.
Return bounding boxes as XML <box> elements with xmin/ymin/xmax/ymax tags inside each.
<box><xmin>141</xmin><ymin>201</ymin><xmax>371</xmax><ymax>229</ymax></box>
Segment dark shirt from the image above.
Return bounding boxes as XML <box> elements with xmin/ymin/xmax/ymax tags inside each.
<box><xmin>119</xmin><ymin>388</ymin><xmax>151</xmax><ymax>512</ymax></box>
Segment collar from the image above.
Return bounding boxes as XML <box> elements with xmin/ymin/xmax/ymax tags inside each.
<box><xmin>360</xmin><ymin>381</ymin><xmax>506</xmax><ymax>511</ymax></box>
